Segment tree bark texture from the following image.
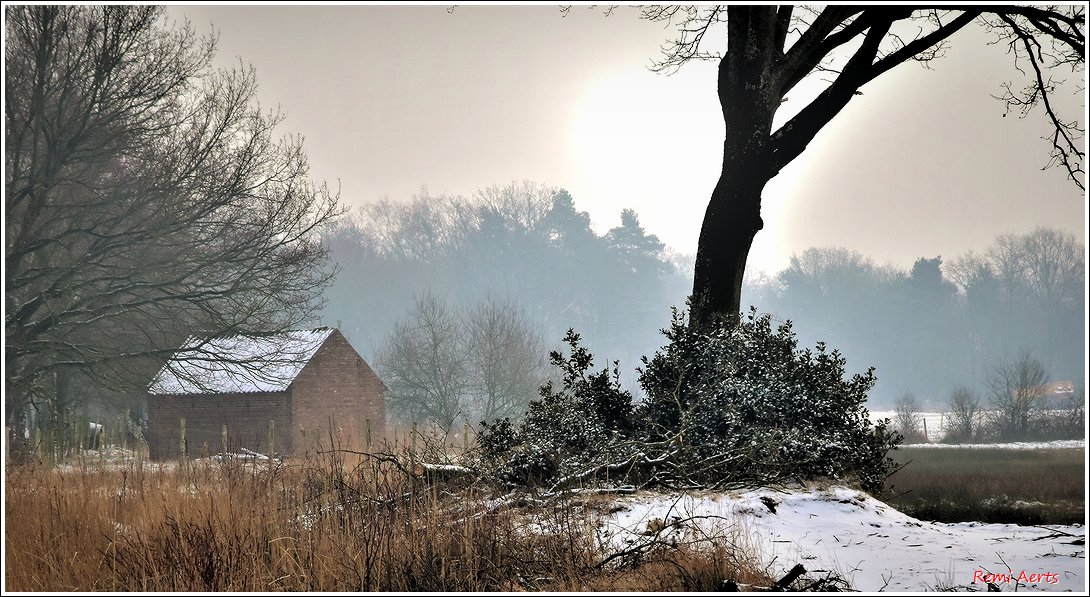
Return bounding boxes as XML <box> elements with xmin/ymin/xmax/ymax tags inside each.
<box><xmin>690</xmin><ymin>7</ymin><xmax>780</xmax><ymax>329</ymax></box>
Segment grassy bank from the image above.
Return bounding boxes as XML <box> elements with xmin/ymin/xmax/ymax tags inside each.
<box><xmin>4</xmin><ymin>450</ymin><xmax>770</xmax><ymax>592</ymax></box>
<box><xmin>883</xmin><ymin>447</ymin><xmax>1085</xmax><ymax>525</ymax></box>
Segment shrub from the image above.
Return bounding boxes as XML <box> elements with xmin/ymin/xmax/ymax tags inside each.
<box><xmin>480</xmin><ymin>308</ymin><xmax>901</xmax><ymax>494</ymax></box>
<box><xmin>637</xmin><ymin>308</ymin><xmax>900</xmax><ymax>493</ymax></box>
<box><xmin>478</xmin><ymin>329</ymin><xmax>636</xmax><ymax>487</ymax></box>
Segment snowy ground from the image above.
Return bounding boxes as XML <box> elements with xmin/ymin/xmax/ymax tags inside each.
<box><xmin>869</xmin><ymin>410</ymin><xmax>1085</xmax><ymax>449</ymax></box>
<box><xmin>596</xmin><ymin>487</ymin><xmax>1086</xmax><ymax>592</ymax></box>
<box><xmin>871</xmin><ymin>410</ymin><xmax>953</xmax><ymax>441</ymax></box>
<box><xmin>905</xmin><ymin>439</ymin><xmax>1084</xmax><ymax>450</ymax></box>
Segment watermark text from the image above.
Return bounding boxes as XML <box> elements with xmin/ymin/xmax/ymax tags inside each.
<box><xmin>973</xmin><ymin>570</ymin><xmax>1060</xmax><ymax>585</ymax></box>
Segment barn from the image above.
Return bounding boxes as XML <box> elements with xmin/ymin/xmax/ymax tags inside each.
<box><xmin>146</xmin><ymin>328</ymin><xmax>385</xmax><ymax>460</ymax></box>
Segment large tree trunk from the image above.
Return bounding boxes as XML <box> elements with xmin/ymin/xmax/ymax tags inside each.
<box><xmin>690</xmin><ymin>174</ymin><xmax>766</xmax><ymax>329</ymax></box>
<box><xmin>689</xmin><ymin>6</ymin><xmax>780</xmax><ymax>328</ymax></box>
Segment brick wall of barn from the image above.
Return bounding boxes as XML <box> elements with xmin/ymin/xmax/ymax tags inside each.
<box><xmin>146</xmin><ymin>392</ymin><xmax>292</xmax><ymax>460</ymax></box>
<box><xmin>290</xmin><ymin>330</ymin><xmax>387</xmax><ymax>454</ymax></box>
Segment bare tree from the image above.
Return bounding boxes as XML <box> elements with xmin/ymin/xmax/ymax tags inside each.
<box><xmin>378</xmin><ymin>293</ymin><xmax>550</xmax><ymax>429</ymax></box>
<box><xmin>986</xmin><ymin>351</ymin><xmax>1047</xmax><ymax>440</ymax></box>
<box><xmin>465</xmin><ymin>297</ymin><xmax>549</xmax><ymax>424</ymax></box>
<box><xmin>1018</xmin><ymin>227</ymin><xmax>1086</xmax><ymax>376</ymax></box>
<box><xmin>378</xmin><ymin>292</ymin><xmax>469</xmax><ymax>429</ymax></box>
<box><xmin>5</xmin><ymin>7</ymin><xmax>339</xmax><ymax>444</ymax></box>
<box><xmin>634</xmin><ymin>6</ymin><xmax>1084</xmax><ymax>326</ymax></box>
<box><xmin>892</xmin><ymin>392</ymin><xmax>926</xmax><ymax>444</ymax></box>
<box><xmin>945</xmin><ymin>385</ymin><xmax>982</xmax><ymax>443</ymax></box>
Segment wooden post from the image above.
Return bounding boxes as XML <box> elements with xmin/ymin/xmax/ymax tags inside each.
<box><xmin>463</xmin><ymin>421</ymin><xmax>470</xmax><ymax>454</ymax></box>
<box><xmin>135</xmin><ymin>424</ymin><xmax>144</xmax><ymax>470</ymax></box>
<box><xmin>33</xmin><ymin>426</ymin><xmax>42</xmax><ymax>465</ymax></box>
<box><xmin>410</xmin><ymin>421</ymin><xmax>418</xmax><ymax>456</ymax></box>
<box><xmin>79</xmin><ymin>414</ymin><xmax>89</xmax><ymax>455</ymax></box>
<box><xmin>267</xmin><ymin>419</ymin><xmax>276</xmax><ymax>474</ymax></box>
<box><xmin>364</xmin><ymin>418</ymin><xmax>372</xmax><ymax>449</ymax></box>
<box><xmin>122</xmin><ymin>410</ymin><xmax>130</xmax><ymax>452</ymax></box>
<box><xmin>43</xmin><ymin>427</ymin><xmax>54</xmax><ymax>468</ymax></box>
<box><xmin>922</xmin><ymin>418</ymin><xmax>929</xmax><ymax>442</ymax></box>
<box><xmin>222</xmin><ymin>423</ymin><xmax>229</xmax><ymax>456</ymax></box>
<box><xmin>180</xmin><ymin>417</ymin><xmax>187</xmax><ymax>459</ymax></box>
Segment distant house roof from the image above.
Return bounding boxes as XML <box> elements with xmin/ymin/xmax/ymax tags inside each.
<box><xmin>148</xmin><ymin>328</ymin><xmax>334</xmax><ymax>395</ymax></box>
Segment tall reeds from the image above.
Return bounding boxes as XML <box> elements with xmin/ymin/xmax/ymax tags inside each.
<box><xmin>5</xmin><ymin>435</ymin><xmax>769</xmax><ymax>591</ymax></box>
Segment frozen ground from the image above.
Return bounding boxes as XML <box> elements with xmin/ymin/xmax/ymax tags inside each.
<box><xmin>596</xmin><ymin>487</ymin><xmax>1086</xmax><ymax>592</ymax></box>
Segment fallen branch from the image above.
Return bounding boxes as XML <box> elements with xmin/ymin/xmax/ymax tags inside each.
<box><xmin>773</xmin><ymin>564</ymin><xmax>807</xmax><ymax>590</ymax></box>
<box><xmin>547</xmin><ymin>448</ymin><xmax>676</xmax><ymax>494</ymax></box>
<box><xmin>316</xmin><ymin>447</ymin><xmax>479</xmax><ymax>483</ymax></box>
<box><xmin>1030</xmin><ymin>525</ymin><xmax>1081</xmax><ymax>539</ymax></box>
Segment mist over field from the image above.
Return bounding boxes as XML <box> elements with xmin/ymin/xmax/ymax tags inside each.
<box><xmin>319</xmin><ymin>187</ymin><xmax>1085</xmax><ymax>415</ymax></box>
<box><xmin>5</xmin><ymin>5</ymin><xmax>1085</xmax><ymax>593</ymax></box>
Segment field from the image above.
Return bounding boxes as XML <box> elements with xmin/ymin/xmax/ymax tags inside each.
<box><xmin>2</xmin><ymin>449</ymin><xmax>773</xmax><ymax>592</ymax></box>
<box><xmin>5</xmin><ymin>441</ymin><xmax>1086</xmax><ymax>591</ymax></box>
<box><xmin>884</xmin><ymin>446</ymin><xmax>1085</xmax><ymax>525</ymax></box>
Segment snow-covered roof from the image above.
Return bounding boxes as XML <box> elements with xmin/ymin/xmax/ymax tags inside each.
<box><xmin>148</xmin><ymin>328</ymin><xmax>334</xmax><ymax>395</ymax></box>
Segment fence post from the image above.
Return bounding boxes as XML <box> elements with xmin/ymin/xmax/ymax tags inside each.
<box><xmin>267</xmin><ymin>419</ymin><xmax>276</xmax><ymax>475</ymax></box>
<box><xmin>365</xmin><ymin>418</ymin><xmax>372</xmax><ymax>449</ymax></box>
<box><xmin>42</xmin><ymin>426</ymin><xmax>55</xmax><ymax>468</ymax></box>
<box><xmin>463</xmin><ymin>420</ymin><xmax>470</xmax><ymax>454</ymax></box>
<box><xmin>79</xmin><ymin>413</ymin><xmax>89</xmax><ymax>456</ymax></box>
<box><xmin>180</xmin><ymin>417</ymin><xmax>187</xmax><ymax>459</ymax></box>
<box><xmin>33</xmin><ymin>426</ymin><xmax>41</xmax><ymax>465</ymax></box>
<box><xmin>222</xmin><ymin>423</ymin><xmax>229</xmax><ymax>456</ymax></box>
<box><xmin>135</xmin><ymin>424</ymin><xmax>144</xmax><ymax>470</ymax></box>
<box><xmin>122</xmin><ymin>410</ymin><xmax>130</xmax><ymax>452</ymax></box>
<box><xmin>922</xmin><ymin>418</ymin><xmax>929</xmax><ymax>442</ymax></box>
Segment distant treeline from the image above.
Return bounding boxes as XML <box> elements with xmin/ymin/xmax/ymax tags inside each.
<box><xmin>321</xmin><ymin>182</ymin><xmax>689</xmax><ymax>384</ymax></box>
<box><xmin>322</xmin><ymin>182</ymin><xmax>1084</xmax><ymax>409</ymax></box>
<box><xmin>746</xmin><ymin>229</ymin><xmax>1085</xmax><ymax>406</ymax></box>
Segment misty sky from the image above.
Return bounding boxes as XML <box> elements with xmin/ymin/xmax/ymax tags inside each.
<box><xmin>167</xmin><ymin>5</ymin><xmax>1086</xmax><ymax>276</ymax></box>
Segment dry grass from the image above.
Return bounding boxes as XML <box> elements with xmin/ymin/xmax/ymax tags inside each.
<box><xmin>883</xmin><ymin>447</ymin><xmax>1085</xmax><ymax>525</ymax></box>
<box><xmin>4</xmin><ymin>444</ymin><xmax>773</xmax><ymax>592</ymax></box>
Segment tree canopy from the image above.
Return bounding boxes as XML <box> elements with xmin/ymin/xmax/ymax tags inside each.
<box><xmin>634</xmin><ymin>5</ymin><xmax>1084</xmax><ymax>325</ymax></box>
<box><xmin>4</xmin><ymin>6</ymin><xmax>339</xmax><ymax>441</ymax></box>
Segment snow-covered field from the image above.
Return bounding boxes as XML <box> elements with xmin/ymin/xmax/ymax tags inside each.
<box><xmin>596</xmin><ymin>487</ymin><xmax>1086</xmax><ymax>592</ymax></box>
<box><xmin>906</xmin><ymin>439</ymin><xmax>1085</xmax><ymax>450</ymax></box>
<box><xmin>869</xmin><ymin>410</ymin><xmax>1085</xmax><ymax>449</ymax></box>
<box><xmin>871</xmin><ymin>410</ymin><xmax>952</xmax><ymax>440</ymax></box>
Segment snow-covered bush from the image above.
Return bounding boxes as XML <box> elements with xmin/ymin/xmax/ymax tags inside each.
<box><xmin>479</xmin><ymin>309</ymin><xmax>901</xmax><ymax>493</ymax></box>
<box><xmin>478</xmin><ymin>330</ymin><xmax>636</xmax><ymax>486</ymax></box>
<box><xmin>638</xmin><ymin>308</ymin><xmax>900</xmax><ymax>492</ymax></box>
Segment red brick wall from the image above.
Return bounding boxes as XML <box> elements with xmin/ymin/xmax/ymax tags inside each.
<box><xmin>146</xmin><ymin>392</ymin><xmax>292</xmax><ymax>460</ymax></box>
<box><xmin>146</xmin><ymin>329</ymin><xmax>385</xmax><ymax>460</ymax></box>
<box><xmin>290</xmin><ymin>330</ymin><xmax>386</xmax><ymax>454</ymax></box>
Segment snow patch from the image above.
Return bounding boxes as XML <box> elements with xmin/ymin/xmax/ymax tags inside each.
<box><xmin>595</xmin><ymin>487</ymin><xmax>1085</xmax><ymax>592</ymax></box>
<box><xmin>906</xmin><ymin>440</ymin><xmax>1084</xmax><ymax>450</ymax></box>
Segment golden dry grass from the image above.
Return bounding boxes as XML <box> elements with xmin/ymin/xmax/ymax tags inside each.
<box><xmin>4</xmin><ymin>446</ymin><xmax>772</xmax><ymax>592</ymax></box>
